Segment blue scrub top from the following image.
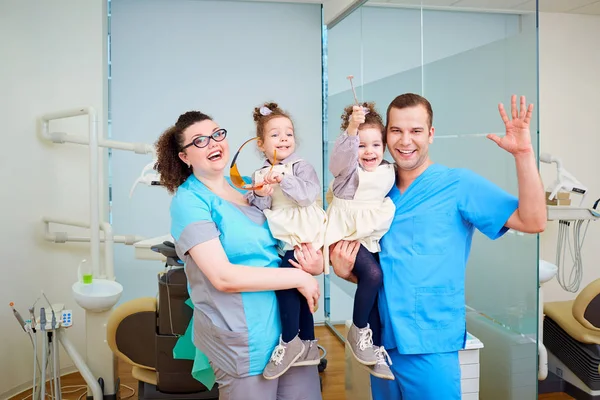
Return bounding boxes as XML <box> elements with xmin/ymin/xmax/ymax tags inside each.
<box><xmin>378</xmin><ymin>163</ymin><xmax>518</xmax><ymax>355</ymax></box>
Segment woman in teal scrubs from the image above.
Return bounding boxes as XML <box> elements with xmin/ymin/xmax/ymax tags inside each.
<box><xmin>155</xmin><ymin>110</ymin><xmax>324</xmax><ymax>400</ymax></box>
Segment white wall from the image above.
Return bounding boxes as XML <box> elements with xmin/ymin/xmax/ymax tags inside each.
<box><xmin>538</xmin><ymin>12</ymin><xmax>600</xmax><ymax>302</ymax></box>
<box><xmin>0</xmin><ymin>0</ymin><xmax>107</xmax><ymax>398</ymax></box>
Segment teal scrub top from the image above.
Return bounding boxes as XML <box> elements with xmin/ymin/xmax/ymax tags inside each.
<box><xmin>170</xmin><ymin>175</ymin><xmax>282</xmax><ymax>377</ymax></box>
<box><xmin>378</xmin><ymin>164</ymin><xmax>518</xmax><ymax>355</ymax></box>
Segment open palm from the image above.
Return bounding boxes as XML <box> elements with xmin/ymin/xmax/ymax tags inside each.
<box><xmin>487</xmin><ymin>95</ymin><xmax>534</xmax><ymax>155</ymax></box>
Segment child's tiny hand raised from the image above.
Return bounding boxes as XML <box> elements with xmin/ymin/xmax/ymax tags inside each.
<box><xmin>254</xmin><ymin>184</ymin><xmax>273</xmax><ymax>197</ymax></box>
<box><xmin>263</xmin><ymin>171</ymin><xmax>283</xmax><ymax>185</ymax></box>
<box><xmin>347</xmin><ymin>105</ymin><xmax>366</xmax><ymax>136</ymax></box>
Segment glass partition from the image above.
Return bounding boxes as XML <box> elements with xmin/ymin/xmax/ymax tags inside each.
<box><xmin>323</xmin><ymin>1</ymin><xmax>539</xmax><ymax>398</ymax></box>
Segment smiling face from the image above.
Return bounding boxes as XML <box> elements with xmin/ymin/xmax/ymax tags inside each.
<box><xmin>358</xmin><ymin>127</ymin><xmax>385</xmax><ymax>171</ymax></box>
<box><xmin>386</xmin><ymin>105</ymin><xmax>434</xmax><ymax>173</ymax></box>
<box><xmin>258</xmin><ymin>116</ymin><xmax>296</xmax><ymax>163</ymax></box>
<box><xmin>178</xmin><ymin>120</ymin><xmax>229</xmax><ymax>177</ymax></box>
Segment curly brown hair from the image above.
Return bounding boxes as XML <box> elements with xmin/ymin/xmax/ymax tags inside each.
<box><xmin>252</xmin><ymin>102</ymin><xmax>293</xmax><ymax>144</ymax></box>
<box><xmin>340</xmin><ymin>102</ymin><xmax>386</xmax><ymax>144</ymax></box>
<box><xmin>154</xmin><ymin>111</ymin><xmax>212</xmax><ymax>194</ymax></box>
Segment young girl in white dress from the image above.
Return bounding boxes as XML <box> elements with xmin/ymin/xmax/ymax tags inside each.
<box><xmin>245</xmin><ymin>102</ymin><xmax>328</xmax><ymax>380</ymax></box>
<box><xmin>324</xmin><ymin>102</ymin><xmax>395</xmax><ymax>380</ymax></box>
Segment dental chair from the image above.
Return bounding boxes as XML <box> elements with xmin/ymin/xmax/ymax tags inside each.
<box><xmin>542</xmin><ymin>278</ymin><xmax>600</xmax><ymax>398</ymax></box>
<box><xmin>106</xmin><ymin>241</ymin><xmax>219</xmax><ymax>400</ymax></box>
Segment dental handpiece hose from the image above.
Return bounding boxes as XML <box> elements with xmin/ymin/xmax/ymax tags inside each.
<box><xmin>29</xmin><ymin>307</ymin><xmax>38</xmax><ymax>400</ymax></box>
<box><xmin>10</xmin><ymin>304</ymin><xmax>37</xmax><ymax>399</ymax></box>
<box><xmin>10</xmin><ymin>303</ymin><xmax>27</xmax><ymax>332</ymax></box>
<box><xmin>50</xmin><ymin>313</ymin><xmax>61</xmax><ymax>400</ymax></box>
<box><xmin>40</xmin><ymin>308</ymin><xmax>46</xmax><ymax>400</ymax></box>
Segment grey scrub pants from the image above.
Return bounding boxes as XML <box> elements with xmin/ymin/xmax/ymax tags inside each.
<box><xmin>211</xmin><ymin>363</ymin><xmax>322</xmax><ymax>400</ymax></box>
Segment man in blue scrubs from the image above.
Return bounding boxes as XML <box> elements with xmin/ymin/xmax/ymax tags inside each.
<box><xmin>329</xmin><ymin>93</ymin><xmax>547</xmax><ymax>399</ymax></box>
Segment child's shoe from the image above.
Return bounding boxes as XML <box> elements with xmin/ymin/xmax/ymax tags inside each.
<box><xmin>346</xmin><ymin>323</ymin><xmax>377</xmax><ymax>365</ymax></box>
<box><xmin>293</xmin><ymin>339</ymin><xmax>320</xmax><ymax>366</ymax></box>
<box><xmin>369</xmin><ymin>346</ymin><xmax>395</xmax><ymax>380</ymax></box>
<box><xmin>263</xmin><ymin>335</ymin><xmax>305</xmax><ymax>379</ymax></box>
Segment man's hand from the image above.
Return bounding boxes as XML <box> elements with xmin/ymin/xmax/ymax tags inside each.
<box><xmin>487</xmin><ymin>95</ymin><xmax>534</xmax><ymax>156</ymax></box>
<box><xmin>329</xmin><ymin>240</ymin><xmax>360</xmax><ymax>282</ymax></box>
<box><xmin>289</xmin><ymin>243</ymin><xmax>324</xmax><ymax>276</ymax></box>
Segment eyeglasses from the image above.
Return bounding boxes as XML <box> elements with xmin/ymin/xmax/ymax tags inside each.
<box><xmin>181</xmin><ymin>129</ymin><xmax>227</xmax><ymax>151</ymax></box>
<box><xmin>230</xmin><ymin>137</ymin><xmax>277</xmax><ymax>191</ymax></box>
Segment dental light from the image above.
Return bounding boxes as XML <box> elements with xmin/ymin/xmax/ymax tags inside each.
<box><xmin>129</xmin><ymin>160</ymin><xmax>161</xmax><ymax>198</ymax></box>
<box><xmin>540</xmin><ymin>152</ymin><xmax>587</xmax><ymax>207</ymax></box>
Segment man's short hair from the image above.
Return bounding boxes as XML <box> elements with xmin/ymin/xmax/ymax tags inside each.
<box><xmin>386</xmin><ymin>93</ymin><xmax>433</xmax><ymax>129</ymax></box>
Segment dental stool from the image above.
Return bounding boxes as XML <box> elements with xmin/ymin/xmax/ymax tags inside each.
<box><xmin>543</xmin><ymin>278</ymin><xmax>600</xmax><ymax>397</ymax></box>
<box><xmin>106</xmin><ymin>242</ymin><xmax>219</xmax><ymax>400</ymax></box>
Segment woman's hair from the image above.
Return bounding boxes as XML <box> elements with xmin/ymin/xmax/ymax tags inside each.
<box><xmin>340</xmin><ymin>101</ymin><xmax>386</xmax><ymax>144</ymax></box>
<box><xmin>252</xmin><ymin>102</ymin><xmax>293</xmax><ymax>143</ymax></box>
<box><xmin>154</xmin><ymin>111</ymin><xmax>212</xmax><ymax>194</ymax></box>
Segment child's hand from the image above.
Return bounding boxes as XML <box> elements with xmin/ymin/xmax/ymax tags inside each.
<box><xmin>254</xmin><ymin>184</ymin><xmax>273</xmax><ymax>197</ymax></box>
<box><xmin>347</xmin><ymin>105</ymin><xmax>366</xmax><ymax>136</ymax></box>
<box><xmin>263</xmin><ymin>171</ymin><xmax>283</xmax><ymax>185</ymax></box>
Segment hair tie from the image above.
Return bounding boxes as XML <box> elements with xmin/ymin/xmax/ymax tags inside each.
<box><xmin>260</xmin><ymin>106</ymin><xmax>273</xmax><ymax>116</ymax></box>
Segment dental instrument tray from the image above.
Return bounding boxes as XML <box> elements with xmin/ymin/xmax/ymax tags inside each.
<box><xmin>546</xmin><ymin>206</ymin><xmax>600</xmax><ymax>221</ymax></box>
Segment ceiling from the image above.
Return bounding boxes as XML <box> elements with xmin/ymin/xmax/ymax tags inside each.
<box><xmin>231</xmin><ymin>0</ymin><xmax>600</xmax><ymax>15</ymax></box>
<box><xmin>366</xmin><ymin>0</ymin><xmax>600</xmax><ymax>15</ymax></box>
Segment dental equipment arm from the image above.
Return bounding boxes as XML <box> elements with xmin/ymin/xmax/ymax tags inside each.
<box><xmin>129</xmin><ymin>159</ymin><xmax>161</xmax><ymax>198</ymax></box>
<box><xmin>540</xmin><ymin>152</ymin><xmax>587</xmax><ymax>206</ymax></box>
<box><xmin>505</xmin><ymin>151</ymin><xmax>547</xmax><ymax>233</ymax></box>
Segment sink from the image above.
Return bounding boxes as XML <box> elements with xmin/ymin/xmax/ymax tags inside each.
<box><xmin>539</xmin><ymin>260</ymin><xmax>558</xmax><ymax>284</ymax></box>
<box><xmin>72</xmin><ymin>279</ymin><xmax>123</xmax><ymax>313</ymax></box>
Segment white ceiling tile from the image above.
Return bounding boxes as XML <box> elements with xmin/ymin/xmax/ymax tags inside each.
<box><xmin>569</xmin><ymin>0</ymin><xmax>600</xmax><ymax>14</ymax></box>
<box><xmin>536</xmin><ymin>0</ymin><xmax>599</xmax><ymax>13</ymax></box>
<box><xmin>369</xmin><ymin>0</ymin><xmax>600</xmax><ymax>13</ymax></box>
<box><xmin>515</xmin><ymin>1</ymin><xmax>537</xmax><ymax>12</ymax></box>
<box><xmin>451</xmin><ymin>0</ymin><xmax>525</xmax><ymax>10</ymax></box>
<box><xmin>376</xmin><ymin>0</ymin><xmax>460</xmax><ymax>5</ymax></box>
<box><xmin>417</xmin><ymin>0</ymin><xmax>460</xmax><ymax>5</ymax></box>
<box><xmin>381</xmin><ymin>0</ymin><xmax>423</xmax><ymax>5</ymax></box>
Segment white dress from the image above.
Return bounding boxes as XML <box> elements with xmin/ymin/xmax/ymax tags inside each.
<box><xmin>323</xmin><ymin>163</ymin><xmax>396</xmax><ymax>274</ymax></box>
<box><xmin>253</xmin><ymin>159</ymin><xmax>328</xmax><ymax>254</ymax></box>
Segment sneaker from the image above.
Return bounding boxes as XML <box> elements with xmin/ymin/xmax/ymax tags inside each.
<box><xmin>292</xmin><ymin>340</ymin><xmax>320</xmax><ymax>366</ymax></box>
<box><xmin>369</xmin><ymin>346</ymin><xmax>395</xmax><ymax>380</ymax></box>
<box><xmin>263</xmin><ymin>335</ymin><xmax>305</xmax><ymax>380</ymax></box>
<box><xmin>346</xmin><ymin>323</ymin><xmax>377</xmax><ymax>366</ymax></box>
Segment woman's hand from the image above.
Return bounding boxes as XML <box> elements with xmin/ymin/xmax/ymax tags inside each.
<box><xmin>347</xmin><ymin>105</ymin><xmax>366</xmax><ymax>136</ymax></box>
<box><xmin>329</xmin><ymin>240</ymin><xmax>360</xmax><ymax>282</ymax></box>
<box><xmin>289</xmin><ymin>243</ymin><xmax>324</xmax><ymax>276</ymax></box>
<box><xmin>253</xmin><ymin>184</ymin><xmax>273</xmax><ymax>197</ymax></box>
<box><xmin>296</xmin><ymin>272</ymin><xmax>320</xmax><ymax>313</ymax></box>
